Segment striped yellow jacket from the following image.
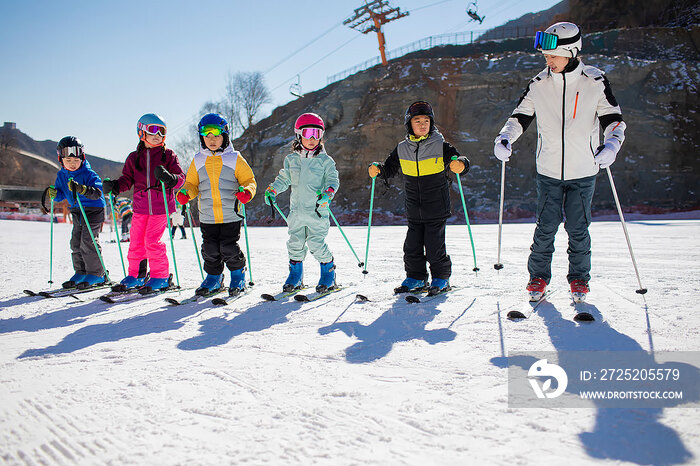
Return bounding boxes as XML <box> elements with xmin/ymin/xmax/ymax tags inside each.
<box><xmin>183</xmin><ymin>145</ymin><xmax>256</xmax><ymax>224</ymax></box>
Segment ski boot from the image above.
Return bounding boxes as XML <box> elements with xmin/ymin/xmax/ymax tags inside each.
<box><xmin>316</xmin><ymin>260</ymin><xmax>336</xmax><ymax>293</ymax></box>
<box><xmin>113</xmin><ymin>274</ymin><xmax>148</xmax><ymax>292</ymax></box>
<box><xmin>527</xmin><ymin>277</ymin><xmax>547</xmax><ymax>302</ymax></box>
<box><xmin>228</xmin><ymin>268</ymin><xmax>246</xmax><ymax>296</ymax></box>
<box><xmin>196</xmin><ymin>273</ymin><xmax>224</xmax><ymax>296</ymax></box>
<box><xmin>139</xmin><ymin>274</ymin><xmax>173</xmax><ymax>295</ymax></box>
<box><xmin>570</xmin><ymin>279</ymin><xmax>589</xmax><ymax>303</ymax></box>
<box><xmin>283</xmin><ymin>260</ymin><xmax>303</xmax><ymax>292</ymax></box>
<box><xmin>62</xmin><ymin>273</ymin><xmax>86</xmax><ymax>289</ymax></box>
<box><xmin>77</xmin><ymin>274</ymin><xmax>107</xmax><ymax>289</ymax></box>
<box><xmin>428</xmin><ymin>278</ymin><xmax>450</xmax><ymax>295</ymax></box>
<box><xmin>394</xmin><ymin>277</ymin><xmax>428</xmax><ymax>294</ymax></box>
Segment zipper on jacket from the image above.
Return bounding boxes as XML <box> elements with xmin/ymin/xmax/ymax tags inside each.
<box><xmin>147</xmin><ymin>149</ymin><xmax>152</xmax><ymax>215</ymax></box>
<box><xmin>561</xmin><ymin>73</ymin><xmax>567</xmax><ymax>180</ymax></box>
<box><xmin>573</xmin><ymin>91</ymin><xmax>579</xmax><ymax>119</ymax></box>
<box><xmin>414</xmin><ymin>140</ymin><xmax>422</xmax><ymax>221</ymax></box>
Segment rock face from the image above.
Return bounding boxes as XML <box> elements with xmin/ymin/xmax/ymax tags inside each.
<box><xmin>237</xmin><ymin>26</ymin><xmax>699</xmax><ymax>225</ymax></box>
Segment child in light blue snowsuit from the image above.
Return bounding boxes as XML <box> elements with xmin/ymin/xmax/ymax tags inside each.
<box><xmin>264</xmin><ymin>112</ymin><xmax>340</xmax><ymax>293</ymax></box>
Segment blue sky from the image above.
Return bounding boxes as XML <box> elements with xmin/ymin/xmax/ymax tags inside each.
<box><xmin>0</xmin><ymin>0</ymin><xmax>560</xmax><ymax>161</ymax></box>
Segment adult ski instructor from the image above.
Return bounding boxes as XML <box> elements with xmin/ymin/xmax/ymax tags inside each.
<box><xmin>493</xmin><ymin>22</ymin><xmax>626</xmax><ymax>303</ymax></box>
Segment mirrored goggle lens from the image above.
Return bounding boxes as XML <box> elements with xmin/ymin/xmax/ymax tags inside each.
<box><xmin>299</xmin><ymin>127</ymin><xmax>323</xmax><ymax>139</ymax></box>
<box><xmin>199</xmin><ymin>125</ymin><xmax>225</xmax><ymax>137</ymax></box>
<box><xmin>59</xmin><ymin>146</ymin><xmax>82</xmax><ymax>158</ymax></box>
<box><xmin>409</xmin><ymin>101</ymin><xmax>432</xmax><ymax>115</ymax></box>
<box><xmin>140</xmin><ymin>123</ymin><xmax>166</xmax><ymax>136</ymax></box>
<box><xmin>534</xmin><ymin>31</ymin><xmax>558</xmax><ymax>50</ymax></box>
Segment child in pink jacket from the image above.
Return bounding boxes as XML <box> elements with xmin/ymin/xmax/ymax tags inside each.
<box><xmin>103</xmin><ymin>113</ymin><xmax>184</xmax><ymax>292</ymax></box>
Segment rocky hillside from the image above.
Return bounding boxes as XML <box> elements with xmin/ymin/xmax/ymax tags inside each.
<box><xmin>235</xmin><ymin>25</ymin><xmax>699</xmax><ymax>225</ymax></box>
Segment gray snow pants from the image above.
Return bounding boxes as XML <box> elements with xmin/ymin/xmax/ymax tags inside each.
<box><xmin>70</xmin><ymin>207</ymin><xmax>105</xmax><ymax>276</ymax></box>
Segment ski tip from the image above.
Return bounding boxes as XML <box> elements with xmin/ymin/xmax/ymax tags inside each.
<box><xmin>164</xmin><ymin>298</ymin><xmax>180</xmax><ymax>305</ymax></box>
<box><xmin>261</xmin><ymin>294</ymin><xmax>275</xmax><ymax>301</ymax></box>
<box><xmin>211</xmin><ymin>298</ymin><xmax>227</xmax><ymax>306</ymax></box>
<box><xmin>507</xmin><ymin>310</ymin><xmax>527</xmax><ymax>320</ymax></box>
<box><xmin>355</xmin><ymin>294</ymin><xmax>369</xmax><ymax>302</ymax></box>
<box><xmin>23</xmin><ymin>289</ymin><xmax>36</xmax><ymax>296</ymax></box>
<box><xmin>405</xmin><ymin>295</ymin><xmax>420</xmax><ymax>304</ymax></box>
<box><xmin>99</xmin><ymin>296</ymin><xmax>115</xmax><ymax>304</ymax></box>
<box><xmin>294</xmin><ymin>294</ymin><xmax>310</xmax><ymax>302</ymax></box>
<box><xmin>574</xmin><ymin>312</ymin><xmax>595</xmax><ymax>322</ymax></box>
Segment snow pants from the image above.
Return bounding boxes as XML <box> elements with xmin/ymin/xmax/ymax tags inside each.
<box><xmin>127</xmin><ymin>213</ymin><xmax>169</xmax><ymax>279</ymax></box>
<box><xmin>404</xmin><ymin>219</ymin><xmax>451</xmax><ymax>281</ymax></box>
<box><xmin>528</xmin><ymin>173</ymin><xmax>596</xmax><ymax>284</ymax></box>
<box><xmin>287</xmin><ymin>211</ymin><xmax>333</xmax><ymax>263</ymax></box>
<box><xmin>70</xmin><ymin>207</ymin><xmax>105</xmax><ymax>276</ymax></box>
<box><xmin>121</xmin><ymin>212</ymin><xmax>132</xmax><ymax>236</ymax></box>
<box><xmin>200</xmin><ymin>221</ymin><xmax>245</xmax><ymax>274</ymax></box>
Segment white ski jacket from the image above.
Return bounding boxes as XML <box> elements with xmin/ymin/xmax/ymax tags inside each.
<box><xmin>498</xmin><ymin>59</ymin><xmax>626</xmax><ymax>180</ymax></box>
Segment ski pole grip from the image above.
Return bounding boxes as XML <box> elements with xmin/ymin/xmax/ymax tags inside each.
<box><xmin>451</xmin><ymin>156</ymin><xmax>458</xmax><ymax>160</ymax></box>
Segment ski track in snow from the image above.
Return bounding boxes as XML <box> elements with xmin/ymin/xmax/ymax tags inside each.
<box><xmin>0</xmin><ymin>219</ymin><xmax>698</xmax><ymax>465</ymax></box>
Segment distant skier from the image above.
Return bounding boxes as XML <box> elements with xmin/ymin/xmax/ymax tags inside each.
<box><xmin>102</xmin><ymin>113</ymin><xmax>185</xmax><ymax>292</ymax></box>
<box><xmin>368</xmin><ymin>101</ymin><xmax>469</xmax><ymax>295</ymax></box>
<box><xmin>176</xmin><ymin>113</ymin><xmax>256</xmax><ymax>296</ymax></box>
<box><xmin>493</xmin><ymin>22</ymin><xmax>626</xmax><ymax>302</ymax></box>
<box><xmin>264</xmin><ymin>113</ymin><xmax>340</xmax><ymax>293</ymax></box>
<box><xmin>170</xmin><ymin>204</ymin><xmax>186</xmax><ymax>240</ymax></box>
<box><xmin>47</xmin><ymin>136</ymin><xmax>107</xmax><ymax>288</ymax></box>
<box><xmin>114</xmin><ymin>197</ymin><xmax>133</xmax><ymax>242</ymax></box>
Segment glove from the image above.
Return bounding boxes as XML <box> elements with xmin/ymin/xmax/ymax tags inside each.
<box><xmin>494</xmin><ymin>137</ymin><xmax>512</xmax><ymax>162</ymax></box>
<box><xmin>594</xmin><ymin>142</ymin><xmax>617</xmax><ymax>168</ymax></box>
<box><xmin>236</xmin><ymin>189</ymin><xmax>252</xmax><ymax>204</ymax></box>
<box><xmin>154</xmin><ymin>165</ymin><xmax>178</xmax><ymax>189</ymax></box>
<box><xmin>47</xmin><ymin>186</ymin><xmax>57</xmax><ymax>199</ymax></box>
<box><xmin>102</xmin><ymin>178</ymin><xmax>119</xmax><ymax>196</ymax></box>
<box><xmin>264</xmin><ymin>186</ymin><xmax>277</xmax><ymax>206</ymax></box>
<box><xmin>316</xmin><ymin>187</ymin><xmax>335</xmax><ymax>209</ymax></box>
<box><xmin>449</xmin><ymin>159</ymin><xmax>466</xmax><ymax>174</ymax></box>
<box><xmin>67</xmin><ymin>179</ymin><xmax>88</xmax><ymax>195</ymax></box>
<box><xmin>368</xmin><ymin>163</ymin><xmax>381</xmax><ymax>178</ymax></box>
<box><xmin>176</xmin><ymin>189</ymin><xmax>190</xmax><ymax>206</ymax></box>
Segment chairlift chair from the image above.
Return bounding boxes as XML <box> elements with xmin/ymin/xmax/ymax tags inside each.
<box><xmin>289</xmin><ymin>75</ymin><xmax>304</xmax><ymax>98</ymax></box>
<box><xmin>467</xmin><ymin>1</ymin><xmax>485</xmax><ymax>24</ymax></box>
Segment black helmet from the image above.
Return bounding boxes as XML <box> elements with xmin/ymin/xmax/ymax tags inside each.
<box><xmin>404</xmin><ymin>101</ymin><xmax>435</xmax><ymax>135</ymax></box>
<box><xmin>56</xmin><ymin>136</ymin><xmax>85</xmax><ymax>167</ymax></box>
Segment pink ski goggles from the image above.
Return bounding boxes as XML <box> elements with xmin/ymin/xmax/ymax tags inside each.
<box><xmin>295</xmin><ymin>127</ymin><xmax>324</xmax><ymax>140</ymax></box>
<box><xmin>139</xmin><ymin>123</ymin><xmax>167</xmax><ymax>137</ymax></box>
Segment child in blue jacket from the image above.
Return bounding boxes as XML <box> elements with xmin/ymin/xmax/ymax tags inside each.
<box><xmin>47</xmin><ymin>136</ymin><xmax>107</xmax><ymax>288</ymax></box>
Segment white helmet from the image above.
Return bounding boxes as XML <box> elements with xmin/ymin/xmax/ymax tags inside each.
<box><xmin>534</xmin><ymin>22</ymin><xmax>582</xmax><ymax>58</ymax></box>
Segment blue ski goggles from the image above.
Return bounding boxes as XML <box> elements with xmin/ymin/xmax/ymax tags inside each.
<box><xmin>534</xmin><ymin>31</ymin><xmax>558</xmax><ymax>51</ymax></box>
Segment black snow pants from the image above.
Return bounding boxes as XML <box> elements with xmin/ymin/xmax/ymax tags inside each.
<box><xmin>200</xmin><ymin>221</ymin><xmax>246</xmax><ymax>275</ymax></box>
<box><xmin>70</xmin><ymin>207</ymin><xmax>105</xmax><ymax>276</ymax></box>
<box><xmin>403</xmin><ymin>219</ymin><xmax>451</xmax><ymax>281</ymax></box>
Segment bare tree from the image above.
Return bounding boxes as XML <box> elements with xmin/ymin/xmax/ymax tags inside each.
<box><xmin>224</xmin><ymin>71</ymin><xmax>272</xmax><ymax>135</ymax></box>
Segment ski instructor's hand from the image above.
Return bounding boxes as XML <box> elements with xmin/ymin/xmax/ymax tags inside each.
<box><xmin>594</xmin><ymin>143</ymin><xmax>616</xmax><ymax>168</ymax></box>
<box><xmin>494</xmin><ymin>137</ymin><xmax>512</xmax><ymax>162</ymax></box>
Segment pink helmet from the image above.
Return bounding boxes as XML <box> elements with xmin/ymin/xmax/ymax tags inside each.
<box><xmin>294</xmin><ymin>113</ymin><xmax>324</xmax><ymax>134</ymax></box>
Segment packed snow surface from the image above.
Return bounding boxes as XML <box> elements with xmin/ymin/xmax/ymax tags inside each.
<box><xmin>1</xmin><ymin>218</ymin><xmax>698</xmax><ymax>465</ymax></box>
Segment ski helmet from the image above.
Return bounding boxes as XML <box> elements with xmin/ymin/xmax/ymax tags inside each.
<box><xmin>404</xmin><ymin>101</ymin><xmax>434</xmax><ymax>135</ymax></box>
<box><xmin>56</xmin><ymin>136</ymin><xmax>85</xmax><ymax>167</ymax></box>
<box><xmin>136</xmin><ymin>113</ymin><xmax>167</xmax><ymax>143</ymax></box>
<box><xmin>197</xmin><ymin>113</ymin><xmax>230</xmax><ymax>150</ymax></box>
<box><xmin>294</xmin><ymin>113</ymin><xmax>324</xmax><ymax>135</ymax></box>
<box><xmin>534</xmin><ymin>22</ymin><xmax>582</xmax><ymax>58</ymax></box>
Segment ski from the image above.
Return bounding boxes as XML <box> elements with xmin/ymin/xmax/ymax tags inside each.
<box><xmin>27</xmin><ymin>282</ymin><xmax>113</xmax><ymax>299</ymax></box>
<box><xmin>165</xmin><ymin>287</ymin><xmax>227</xmax><ymax>306</ymax></box>
<box><xmin>572</xmin><ymin>296</ymin><xmax>595</xmax><ymax>322</ymax></box>
<box><xmin>294</xmin><ymin>286</ymin><xmax>343</xmax><ymax>303</ymax></box>
<box><xmin>507</xmin><ymin>290</ymin><xmax>556</xmax><ymax>320</ymax></box>
<box><xmin>405</xmin><ymin>286</ymin><xmax>454</xmax><ymax>304</ymax></box>
<box><xmin>99</xmin><ymin>286</ymin><xmax>179</xmax><ymax>304</ymax></box>
<box><xmin>261</xmin><ymin>287</ymin><xmax>307</xmax><ymax>302</ymax></box>
<box><xmin>211</xmin><ymin>289</ymin><xmax>248</xmax><ymax>306</ymax></box>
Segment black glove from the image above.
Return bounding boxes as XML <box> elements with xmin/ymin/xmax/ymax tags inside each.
<box><xmin>102</xmin><ymin>178</ymin><xmax>119</xmax><ymax>196</ymax></box>
<box><xmin>154</xmin><ymin>165</ymin><xmax>177</xmax><ymax>189</ymax></box>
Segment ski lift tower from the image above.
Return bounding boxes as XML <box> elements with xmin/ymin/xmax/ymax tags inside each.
<box><xmin>344</xmin><ymin>0</ymin><xmax>409</xmax><ymax>66</ymax></box>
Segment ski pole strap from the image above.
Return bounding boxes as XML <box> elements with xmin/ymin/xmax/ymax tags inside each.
<box><xmin>185</xmin><ymin>203</ymin><xmax>204</xmax><ymax>280</ymax></box>
<box><xmin>161</xmin><ymin>181</ymin><xmax>180</xmax><ymax>288</ymax></box>
<box><xmin>108</xmin><ymin>193</ymin><xmax>127</xmax><ymax>277</ymax></box>
<box><xmin>70</xmin><ymin>178</ymin><xmax>110</xmax><ymax>282</ymax></box>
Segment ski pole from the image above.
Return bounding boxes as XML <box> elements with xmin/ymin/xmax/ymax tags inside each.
<box><xmin>161</xmin><ymin>181</ymin><xmax>180</xmax><ymax>288</ymax></box>
<box><xmin>363</xmin><ymin>175</ymin><xmax>376</xmax><ymax>275</ymax></box>
<box><xmin>271</xmin><ymin>199</ymin><xmax>288</xmax><ymax>224</ymax></box>
<box><xmin>49</xmin><ymin>190</ymin><xmax>55</xmax><ymax>285</ymax></box>
<box><xmin>184</xmin><ymin>202</ymin><xmax>204</xmax><ymax>280</ymax></box>
<box><xmin>326</xmin><ymin>203</ymin><xmax>364</xmax><ymax>269</ymax></box>
<box><xmin>494</xmin><ymin>160</ymin><xmax>506</xmax><ymax>270</ymax></box>
<box><xmin>108</xmin><ymin>193</ymin><xmax>127</xmax><ymax>277</ymax></box>
<box><xmin>452</xmin><ymin>157</ymin><xmax>479</xmax><ymax>272</ymax></box>
<box><xmin>238</xmin><ymin>187</ymin><xmax>254</xmax><ymax>286</ymax></box>
<box><xmin>70</xmin><ymin>179</ymin><xmax>110</xmax><ymax>282</ymax></box>
<box><xmin>606</xmin><ymin>167</ymin><xmax>647</xmax><ymax>294</ymax></box>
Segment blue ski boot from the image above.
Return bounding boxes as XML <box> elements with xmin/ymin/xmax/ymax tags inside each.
<box><xmin>77</xmin><ymin>274</ymin><xmax>107</xmax><ymax>289</ymax></box>
<box><xmin>429</xmin><ymin>278</ymin><xmax>450</xmax><ymax>294</ymax></box>
<box><xmin>283</xmin><ymin>260</ymin><xmax>303</xmax><ymax>292</ymax></box>
<box><xmin>316</xmin><ymin>260</ymin><xmax>336</xmax><ymax>293</ymax></box>
<box><xmin>394</xmin><ymin>277</ymin><xmax>428</xmax><ymax>294</ymax></box>
<box><xmin>139</xmin><ymin>275</ymin><xmax>173</xmax><ymax>294</ymax></box>
<box><xmin>196</xmin><ymin>273</ymin><xmax>224</xmax><ymax>296</ymax></box>
<box><xmin>229</xmin><ymin>268</ymin><xmax>246</xmax><ymax>296</ymax></box>
<box><xmin>62</xmin><ymin>273</ymin><xmax>86</xmax><ymax>289</ymax></box>
<box><xmin>121</xmin><ymin>275</ymin><xmax>147</xmax><ymax>289</ymax></box>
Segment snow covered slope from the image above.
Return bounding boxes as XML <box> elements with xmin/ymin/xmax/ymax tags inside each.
<box><xmin>0</xmin><ymin>219</ymin><xmax>698</xmax><ymax>465</ymax></box>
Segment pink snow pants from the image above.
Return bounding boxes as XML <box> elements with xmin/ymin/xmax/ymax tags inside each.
<box><xmin>127</xmin><ymin>213</ymin><xmax>169</xmax><ymax>279</ymax></box>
